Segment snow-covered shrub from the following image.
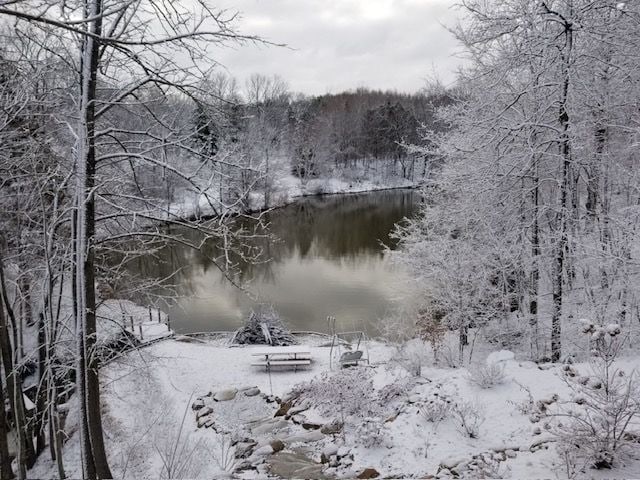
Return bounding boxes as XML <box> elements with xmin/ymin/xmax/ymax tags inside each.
<box><xmin>394</xmin><ymin>338</ymin><xmax>432</xmax><ymax>376</ymax></box>
<box><xmin>233</xmin><ymin>305</ymin><xmax>295</xmax><ymax>345</ymax></box>
<box><xmin>464</xmin><ymin>452</ymin><xmax>510</xmax><ymax>479</ymax></box>
<box><xmin>354</xmin><ymin>417</ymin><xmax>390</xmax><ymax>448</ymax></box>
<box><xmin>377</xmin><ymin>376</ymin><xmax>418</xmax><ymax>407</ymax></box>
<box><xmin>419</xmin><ymin>383</ymin><xmax>456</xmax><ymax>430</ymax></box>
<box><xmin>416</xmin><ymin>309</ymin><xmax>447</xmax><ymax>364</ymax></box>
<box><xmin>453</xmin><ymin>400</ymin><xmax>485</xmax><ymax>438</ymax></box>
<box><xmin>508</xmin><ymin>381</ymin><xmax>535</xmax><ymax>415</ymax></box>
<box><xmin>467</xmin><ymin>362</ymin><xmax>506</xmax><ymax>389</ymax></box>
<box><xmin>293</xmin><ymin>366</ymin><xmax>377</xmax><ymax>421</ymax></box>
<box><xmin>536</xmin><ymin>320</ymin><xmax>640</xmax><ymax>470</ymax></box>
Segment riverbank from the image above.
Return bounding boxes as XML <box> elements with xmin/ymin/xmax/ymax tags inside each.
<box><xmin>29</xmin><ymin>332</ymin><xmax>640</xmax><ymax>479</ymax></box>
<box><xmin>169</xmin><ymin>172</ymin><xmax>419</xmax><ymax>221</ymax></box>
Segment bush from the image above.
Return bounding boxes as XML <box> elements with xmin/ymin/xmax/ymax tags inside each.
<box><xmin>467</xmin><ymin>362</ymin><xmax>507</xmax><ymax>389</ymax></box>
<box><xmin>535</xmin><ymin>320</ymin><xmax>640</xmax><ymax>471</ymax></box>
<box><xmin>293</xmin><ymin>367</ymin><xmax>377</xmax><ymax>421</ymax></box>
<box><xmin>453</xmin><ymin>400</ymin><xmax>485</xmax><ymax>439</ymax></box>
<box><xmin>354</xmin><ymin>417</ymin><xmax>390</xmax><ymax>448</ymax></box>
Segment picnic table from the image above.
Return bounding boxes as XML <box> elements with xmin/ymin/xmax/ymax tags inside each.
<box><xmin>251</xmin><ymin>346</ymin><xmax>312</xmax><ymax>370</ymax></box>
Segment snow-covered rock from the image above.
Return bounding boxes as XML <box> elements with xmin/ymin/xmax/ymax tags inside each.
<box><xmin>214</xmin><ymin>388</ymin><xmax>238</xmax><ymax>401</ymax></box>
<box><xmin>486</xmin><ymin>350</ymin><xmax>515</xmax><ymax>365</ymax></box>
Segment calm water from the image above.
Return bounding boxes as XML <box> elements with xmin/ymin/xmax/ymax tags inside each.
<box><xmin>131</xmin><ymin>189</ymin><xmax>420</xmax><ymax>335</ymax></box>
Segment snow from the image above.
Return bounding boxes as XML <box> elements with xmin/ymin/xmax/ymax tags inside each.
<box><xmin>486</xmin><ymin>349</ymin><xmax>515</xmax><ymax>365</ymax></box>
<box><xmin>167</xmin><ymin>172</ymin><xmax>418</xmax><ymax>220</ymax></box>
<box><xmin>30</xmin><ymin>332</ymin><xmax>640</xmax><ymax>479</ymax></box>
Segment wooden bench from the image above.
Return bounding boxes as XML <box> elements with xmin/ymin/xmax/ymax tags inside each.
<box><xmin>251</xmin><ymin>346</ymin><xmax>312</xmax><ymax>370</ymax></box>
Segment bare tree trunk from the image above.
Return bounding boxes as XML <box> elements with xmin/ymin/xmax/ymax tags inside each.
<box><xmin>0</xmin><ymin>355</ymin><xmax>14</xmax><ymax>479</ymax></box>
<box><xmin>0</xmin><ymin>247</ymin><xmax>36</xmax><ymax>476</ymax></box>
<box><xmin>529</xmin><ymin>160</ymin><xmax>540</xmax><ymax>359</ymax></box>
<box><xmin>75</xmin><ymin>2</ymin><xmax>112</xmax><ymax>477</ymax></box>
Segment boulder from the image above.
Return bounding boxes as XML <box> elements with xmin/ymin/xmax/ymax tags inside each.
<box><xmin>274</xmin><ymin>400</ymin><xmax>292</xmax><ymax>417</ymax></box>
<box><xmin>283</xmin><ymin>430</ymin><xmax>324</xmax><ymax>444</ymax></box>
<box><xmin>244</xmin><ymin>387</ymin><xmax>261</xmax><ymax>397</ymax></box>
<box><xmin>214</xmin><ymin>388</ymin><xmax>238</xmax><ymax>402</ymax></box>
<box><xmin>269</xmin><ymin>439</ymin><xmax>285</xmax><ymax>453</ymax></box>
<box><xmin>302</xmin><ymin>422</ymin><xmax>322</xmax><ymax>431</ymax></box>
<box><xmin>357</xmin><ymin>468</ymin><xmax>380</xmax><ymax>479</ymax></box>
<box><xmin>321</xmin><ymin>420</ymin><xmax>343</xmax><ymax>435</ymax></box>
<box><xmin>234</xmin><ymin>441</ymin><xmax>257</xmax><ymax>459</ymax></box>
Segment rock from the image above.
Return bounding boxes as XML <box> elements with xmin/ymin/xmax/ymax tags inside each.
<box><xmin>302</xmin><ymin>422</ymin><xmax>322</xmax><ymax>430</ymax></box>
<box><xmin>357</xmin><ymin>468</ymin><xmax>380</xmax><ymax>479</ymax></box>
<box><xmin>329</xmin><ymin>455</ymin><xmax>339</xmax><ymax>468</ymax></box>
<box><xmin>287</xmin><ymin>403</ymin><xmax>310</xmax><ymax>416</ymax></box>
<box><xmin>322</xmin><ymin>445</ymin><xmax>338</xmax><ymax>457</ymax></box>
<box><xmin>487</xmin><ymin>350</ymin><xmax>515</xmax><ymax>365</ymax></box>
<box><xmin>268</xmin><ymin>451</ymin><xmax>325</xmax><ymax>479</ymax></box>
<box><xmin>196</xmin><ymin>406</ymin><xmax>213</xmax><ymax>419</ymax></box>
<box><xmin>192</xmin><ymin>399</ymin><xmax>205</xmax><ymax>410</ymax></box>
<box><xmin>253</xmin><ymin>445</ymin><xmax>274</xmax><ymax>456</ymax></box>
<box><xmin>505</xmin><ymin>449</ymin><xmax>517</xmax><ymax>458</ymax></box>
<box><xmin>214</xmin><ymin>388</ymin><xmax>238</xmax><ymax>402</ymax></box>
<box><xmin>270</xmin><ymin>439</ymin><xmax>285</xmax><ymax>453</ymax></box>
<box><xmin>408</xmin><ymin>394</ymin><xmax>421</xmax><ymax>404</ymax></box>
<box><xmin>337</xmin><ymin>447</ymin><xmax>351</xmax><ymax>458</ymax></box>
<box><xmin>385</xmin><ymin>413</ymin><xmax>399</xmax><ymax>423</ymax></box>
<box><xmin>283</xmin><ymin>430</ymin><xmax>324</xmax><ymax>444</ymax></box>
<box><xmin>252</xmin><ymin>419</ymin><xmax>289</xmax><ymax>435</ymax></box>
<box><xmin>320</xmin><ymin>420</ymin><xmax>343</xmax><ymax>435</ymax></box>
<box><xmin>320</xmin><ymin>453</ymin><xmax>329</xmax><ymax>464</ymax></box>
<box><xmin>244</xmin><ymin>387</ymin><xmax>261</xmax><ymax>397</ymax></box>
<box><xmin>234</xmin><ymin>441</ymin><xmax>257</xmax><ymax>459</ymax></box>
<box><xmin>274</xmin><ymin>400</ymin><xmax>292</xmax><ymax>417</ymax></box>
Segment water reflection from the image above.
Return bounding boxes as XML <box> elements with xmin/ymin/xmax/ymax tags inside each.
<box><xmin>129</xmin><ymin>189</ymin><xmax>419</xmax><ymax>334</ymax></box>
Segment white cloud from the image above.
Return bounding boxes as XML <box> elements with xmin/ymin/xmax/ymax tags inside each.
<box><xmin>209</xmin><ymin>0</ymin><xmax>463</xmax><ymax>94</ymax></box>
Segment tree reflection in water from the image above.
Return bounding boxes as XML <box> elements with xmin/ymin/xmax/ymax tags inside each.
<box><xmin>123</xmin><ymin>189</ymin><xmax>419</xmax><ymax>334</ymax></box>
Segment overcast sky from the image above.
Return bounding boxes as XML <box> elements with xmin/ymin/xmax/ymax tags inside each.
<box><xmin>211</xmin><ymin>0</ymin><xmax>463</xmax><ymax>95</ymax></box>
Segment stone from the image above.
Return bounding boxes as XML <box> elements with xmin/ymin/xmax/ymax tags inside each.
<box><xmin>322</xmin><ymin>445</ymin><xmax>338</xmax><ymax>457</ymax></box>
<box><xmin>302</xmin><ymin>422</ymin><xmax>322</xmax><ymax>430</ymax></box>
<box><xmin>337</xmin><ymin>447</ymin><xmax>351</xmax><ymax>458</ymax></box>
<box><xmin>252</xmin><ymin>419</ymin><xmax>289</xmax><ymax>435</ymax></box>
<box><xmin>320</xmin><ymin>420</ymin><xmax>343</xmax><ymax>435</ymax></box>
<box><xmin>357</xmin><ymin>468</ymin><xmax>380</xmax><ymax>479</ymax></box>
<box><xmin>283</xmin><ymin>430</ymin><xmax>324</xmax><ymax>444</ymax></box>
<box><xmin>274</xmin><ymin>400</ymin><xmax>292</xmax><ymax>417</ymax></box>
<box><xmin>408</xmin><ymin>394</ymin><xmax>421</xmax><ymax>404</ymax></box>
<box><xmin>234</xmin><ymin>441</ymin><xmax>257</xmax><ymax>459</ymax></box>
<box><xmin>384</xmin><ymin>413</ymin><xmax>398</xmax><ymax>423</ymax></box>
<box><xmin>244</xmin><ymin>387</ymin><xmax>261</xmax><ymax>397</ymax></box>
<box><xmin>253</xmin><ymin>445</ymin><xmax>274</xmax><ymax>457</ymax></box>
<box><xmin>505</xmin><ymin>449</ymin><xmax>517</xmax><ymax>459</ymax></box>
<box><xmin>268</xmin><ymin>451</ymin><xmax>325</xmax><ymax>479</ymax></box>
<box><xmin>196</xmin><ymin>406</ymin><xmax>213</xmax><ymax>419</ymax></box>
<box><xmin>287</xmin><ymin>404</ymin><xmax>310</xmax><ymax>416</ymax></box>
<box><xmin>269</xmin><ymin>439</ymin><xmax>285</xmax><ymax>453</ymax></box>
<box><xmin>214</xmin><ymin>388</ymin><xmax>238</xmax><ymax>402</ymax></box>
<box><xmin>191</xmin><ymin>399</ymin><xmax>205</xmax><ymax>410</ymax></box>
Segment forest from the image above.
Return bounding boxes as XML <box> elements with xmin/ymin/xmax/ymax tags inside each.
<box><xmin>0</xmin><ymin>0</ymin><xmax>640</xmax><ymax>479</ymax></box>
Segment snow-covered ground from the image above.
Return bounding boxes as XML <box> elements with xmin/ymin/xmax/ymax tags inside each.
<box><xmin>30</xmin><ymin>332</ymin><xmax>640</xmax><ymax>479</ymax></box>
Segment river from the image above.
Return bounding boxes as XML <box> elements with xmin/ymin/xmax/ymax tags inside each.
<box><xmin>130</xmin><ymin>189</ymin><xmax>420</xmax><ymax>336</ymax></box>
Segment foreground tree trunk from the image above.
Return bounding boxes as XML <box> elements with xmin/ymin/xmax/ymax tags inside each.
<box><xmin>75</xmin><ymin>1</ymin><xmax>112</xmax><ymax>477</ymax></box>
